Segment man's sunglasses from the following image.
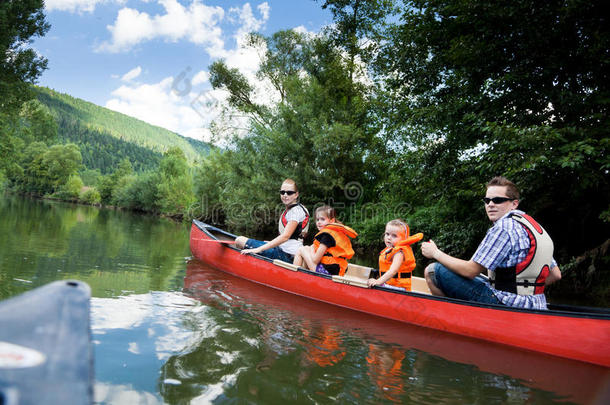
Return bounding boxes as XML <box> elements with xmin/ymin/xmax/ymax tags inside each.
<box><xmin>279</xmin><ymin>190</ymin><xmax>296</xmax><ymax>196</ymax></box>
<box><xmin>482</xmin><ymin>197</ymin><xmax>514</xmax><ymax>205</ymax></box>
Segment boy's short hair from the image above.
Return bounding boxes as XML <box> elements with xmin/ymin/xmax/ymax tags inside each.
<box><xmin>486</xmin><ymin>176</ymin><xmax>520</xmax><ymax>200</ymax></box>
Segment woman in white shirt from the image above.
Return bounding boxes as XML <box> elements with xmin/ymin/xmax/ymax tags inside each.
<box><xmin>235</xmin><ymin>179</ymin><xmax>309</xmax><ymax>262</ymax></box>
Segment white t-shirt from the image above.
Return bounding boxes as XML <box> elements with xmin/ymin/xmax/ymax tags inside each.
<box><xmin>278</xmin><ymin>205</ymin><xmax>308</xmax><ymax>255</ymax></box>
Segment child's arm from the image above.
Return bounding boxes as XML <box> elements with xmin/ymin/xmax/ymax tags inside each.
<box><xmin>303</xmin><ymin>243</ymin><xmax>329</xmax><ymax>271</ymax></box>
<box><xmin>368</xmin><ymin>251</ymin><xmax>405</xmax><ymax>287</ymax></box>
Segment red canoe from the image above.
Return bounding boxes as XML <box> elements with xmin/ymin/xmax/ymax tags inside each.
<box><xmin>190</xmin><ymin>220</ymin><xmax>610</xmax><ymax>367</ymax></box>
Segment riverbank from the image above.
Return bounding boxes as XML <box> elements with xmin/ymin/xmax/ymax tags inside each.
<box><xmin>7</xmin><ymin>190</ymin><xmax>608</xmax><ymax>307</ymax></box>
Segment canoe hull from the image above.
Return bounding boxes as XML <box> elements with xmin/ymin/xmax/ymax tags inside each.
<box><xmin>190</xmin><ymin>220</ymin><xmax>610</xmax><ymax>367</ymax></box>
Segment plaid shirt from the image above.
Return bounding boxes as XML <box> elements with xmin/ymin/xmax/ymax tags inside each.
<box><xmin>472</xmin><ymin>210</ymin><xmax>556</xmax><ymax>310</ymax></box>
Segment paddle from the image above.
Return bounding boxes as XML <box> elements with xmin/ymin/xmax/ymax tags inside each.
<box><xmin>192</xmin><ymin>238</ymin><xmax>236</xmax><ymax>244</ymax></box>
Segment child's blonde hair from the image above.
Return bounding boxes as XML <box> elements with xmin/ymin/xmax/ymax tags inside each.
<box><xmin>386</xmin><ymin>219</ymin><xmax>409</xmax><ymax>239</ymax></box>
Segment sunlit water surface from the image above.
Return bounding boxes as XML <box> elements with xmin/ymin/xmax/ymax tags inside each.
<box><xmin>1</xmin><ymin>195</ymin><xmax>608</xmax><ymax>404</ymax></box>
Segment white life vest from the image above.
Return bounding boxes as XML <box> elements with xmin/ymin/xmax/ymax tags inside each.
<box><xmin>490</xmin><ymin>213</ymin><xmax>554</xmax><ymax>295</ymax></box>
<box><xmin>278</xmin><ymin>203</ymin><xmax>310</xmax><ymax>240</ymax></box>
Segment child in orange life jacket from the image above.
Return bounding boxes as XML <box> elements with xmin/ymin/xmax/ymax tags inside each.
<box><xmin>293</xmin><ymin>206</ymin><xmax>358</xmax><ymax>276</ymax></box>
<box><xmin>368</xmin><ymin>219</ymin><xmax>423</xmax><ymax>291</ymax></box>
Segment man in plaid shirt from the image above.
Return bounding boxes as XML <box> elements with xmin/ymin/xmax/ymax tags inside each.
<box><xmin>421</xmin><ymin>177</ymin><xmax>562</xmax><ymax>309</ymax></box>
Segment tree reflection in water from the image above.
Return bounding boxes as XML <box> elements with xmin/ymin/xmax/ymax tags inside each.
<box><xmin>155</xmin><ymin>261</ymin><xmax>610</xmax><ymax>404</ymax></box>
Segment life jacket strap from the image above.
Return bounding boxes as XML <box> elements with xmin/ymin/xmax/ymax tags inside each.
<box><xmin>489</xmin><ymin>279</ymin><xmax>545</xmax><ymax>287</ymax></box>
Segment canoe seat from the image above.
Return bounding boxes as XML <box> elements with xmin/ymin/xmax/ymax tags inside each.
<box><xmin>345</xmin><ymin>264</ymin><xmax>372</xmax><ymax>279</ymax></box>
<box><xmin>412</xmin><ymin>276</ymin><xmax>431</xmax><ymax>294</ymax></box>
<box><xmin>332</xmin><ymin>264</ymin><xmax>372</xmax><ymax>288</ymax></box>
<box><xmin>273</xmin><ymin>260</ymin><xmax>299</xmax><ymax>272</ymax></box>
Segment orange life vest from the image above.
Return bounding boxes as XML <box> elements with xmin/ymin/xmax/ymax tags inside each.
<box><xmin>378</xmin><ymin>232</ymin><xmax>423</xmax><ymax>290</ymax></box>
<box><xmin>313</xmin><ymin>223</ymin><xmax>358</xmax><ymax>276</ymax></box>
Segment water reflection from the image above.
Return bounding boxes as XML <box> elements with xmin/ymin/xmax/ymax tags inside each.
<box><xmin>366</xmin><ymin>344</ymin><xmax>405</xmax><ymax>402</ymax></box>
<box><xmin>175</xmin><ymin>260</ymin><xmax>610</xmax><ymax>404</ymax></box>
<box><xmin>0</xmin><ymin>195</ymin><xmax>189</xmax><ymax>300</ymax></box>
<box><xmin>90</xmin><ymin>292</ymin><xmax>202</xmax><ymax>404</ymax></box>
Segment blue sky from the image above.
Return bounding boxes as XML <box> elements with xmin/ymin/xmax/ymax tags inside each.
<box><xmin>34</xmin><ymin>0</ymin><xmax>332</xmax><ymax>141</ymax></box>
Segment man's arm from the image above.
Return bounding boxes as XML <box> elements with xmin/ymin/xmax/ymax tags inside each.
<box><xmin>421</xmin><ymin>240</ymin><xmax>486</xmax><ymax>279</ymax></box>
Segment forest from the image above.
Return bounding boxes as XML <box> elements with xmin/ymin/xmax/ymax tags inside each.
<box><xmin>1</xmin><ymin>0</ymin><xmax>608</xmax><ymax>303</ymax></box>
<box><xmin>35</xmin><ymin>86</ymin><xmax>210</xmax><ymax>168</ymax></box>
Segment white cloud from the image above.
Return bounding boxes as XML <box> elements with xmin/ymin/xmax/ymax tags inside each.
<box><xmin>98</xmin><ymin>1</ymin><xmax>271</xmax><ymax>61</ymax></box>
<box><xmin>192</xmin><ymin>70</ymin><xmax>209</xmax><ymax>86</ymax></box>
<box><xmin>97</xmin><ymin>0</ymin><xmax>225</xmax><ymax>53</ymax></box>
<box><xmin>121</xmin><ymin>66</ymin><xmax>142</xmax><ymax>82</ymax></box>
<box><xmin>94</xmin><ymin>382</ymin><xmax>163</xmax><ymax>405</ymax></box>
<box><xmin>45</xmin><ymin>0</ymin><xmax>124</xmax><ymax>14</ymax></box>
<box><xmin>101</xmin><ymin>2</ymin><xmax>276</xmax><ymax>143</ymax></box>
<box><xmin>257</xmin><ymin>2</ymin><xmax>270</xmax><ymax>22</ymax></box>
<box><xmin>293</xmin><ymin>25</ymin><xmax>312</xmax><ymax>35</ymax></box>
<box><xmin>229</xmin><ymin>2</ymin><xmax>268</xmax><ymax>46</ymax></box>
<box><xmin>127</xmin><ymin>342</ymin><xmax>140</xmax><ymax>354</ymax></box>
<box><xmin>105</xmin><ymin>74</ymin><xmax>224</xmax><ymax>142</ymax></box>
<box><xmin>221</xmin><ymin>2</ymin><xmax>272</xmax><ymax>97</ymax></box>
<box><xmin>99</xmin><ymin>2</ymin><xmax>289</xmax><ymax>143</ymax></box>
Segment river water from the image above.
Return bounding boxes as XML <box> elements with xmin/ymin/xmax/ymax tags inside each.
<box><xmin>0</xmin><ymin>195</ymin><xmax>608</xmax><ymax>404</ymax></box>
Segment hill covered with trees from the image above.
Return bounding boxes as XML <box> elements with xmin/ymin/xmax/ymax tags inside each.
<box><xmin>35</xmin><ymin>86</ymin><xmax>210</xmax><ymax>173</ymax></box>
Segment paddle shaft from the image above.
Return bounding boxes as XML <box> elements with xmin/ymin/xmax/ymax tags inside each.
<box><xmin>193</xmin><ymin>238</ymin><xmax>236</xmax><ymax>244</ymax></box>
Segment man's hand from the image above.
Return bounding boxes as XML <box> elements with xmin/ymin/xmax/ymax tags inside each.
<box><xmin>421</xmin><ymin>240</ymin><xmax>439</xmax><ymax>260</ymax></box>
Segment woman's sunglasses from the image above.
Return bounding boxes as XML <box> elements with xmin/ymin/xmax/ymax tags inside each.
<box><xmin>482</xmin><ymin>197</ymin><xmax>514</xmax><ymax>205</ymax></box>
<box><xmin>279</xmin><ymin>190</ymin><xmax>296</xmax><ymax>196</ymax></box>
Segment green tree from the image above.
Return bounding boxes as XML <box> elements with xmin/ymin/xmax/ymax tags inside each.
<box><xmin>318</xmin><ymin>0</ymin><xmax>395</xmax><ymax>84</ymax></box>
<box><xmin>1</xmin><ymin>99</ymin><xmax>57</xmax><ymax>187</ymax></box>
<box><xmin>42</xmin><ymin>143</ymin><xmax>82</xmax><ymax>192</ymax></box>
<box><xmin>19</xmin><ymin>140</ymin><xmax>48</xmax><ymax>193</ymax></box>
<box><xmin>157</xmin><ymin>147</ymin><xmax>194</xmax><ymax>217</ymax></box>
<box><xmin>98</xmin><ymin>158</ymin><xmax>133</xmax><ymax>204</ymax></box>
<box><xmin>0</xmin><ymin>0</ymin><xmax>49</xmax><ymax>115</ymax></box>
<box><xmin>80</xmin><ymin>168</ymin><xmax>102</xmax><ymax>187</ymax></box>
<box><xmin>127</xmin><ymin>171</ymin><xmax>160</xmax><ymax>212</ymax></box>
<box><xmin>0</xmin><ymin>0</ymin><xmax>49</xmax><ymax>181</ymax></box>
<box><xmin>54</xmin><ymin>174</ymin><xmax>84</xmax><ymax>201</ymax></box>
<box><xmin>111</xmin><ymin>174</ymin><xmax>138</xmax><ymax>208</ymax></box>
<box><xmin>202</xmin><ymin>30</ymin><xmax>387</xmax><ymax>235</ymax></box>
<box><xmin>80</xmin><ymin>187</ymin><xmax>101</xmax><ymax>205</ymax></box>
<box><xmin>17</xmin><ymin>142</ymin><xmax>82</xmax><ymax>195</ymax></box>
<box><xmin>17</xmin><ymin>99</ymin><xmax>57</xmax><ymax>145</ymax></box>
<box><xmin>375</xmin><ymin>0</ymin><xmax>609</xmax><ymax>260</ymax></box>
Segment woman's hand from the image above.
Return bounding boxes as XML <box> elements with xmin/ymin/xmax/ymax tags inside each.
<box><xmin>241</xmin><ymin>247</ymin><xmax>261</xmax><ymax>255</ymax></box>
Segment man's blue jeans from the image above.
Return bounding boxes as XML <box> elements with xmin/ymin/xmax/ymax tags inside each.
<box><xmin>432</xmin><ymin>263</ymin><xmax>502</xmax><ymax>305</ymax></box>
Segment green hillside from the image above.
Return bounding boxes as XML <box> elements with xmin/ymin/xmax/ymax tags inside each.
<box><xmin>54</xmin><ymin>117</ymin><xmax>163</xmax><ymax>174</ymax></box>
<box><xmin>35</xmin><ymin>86</ymin><xmax>210</xmax><ymax>173</ymax></box>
